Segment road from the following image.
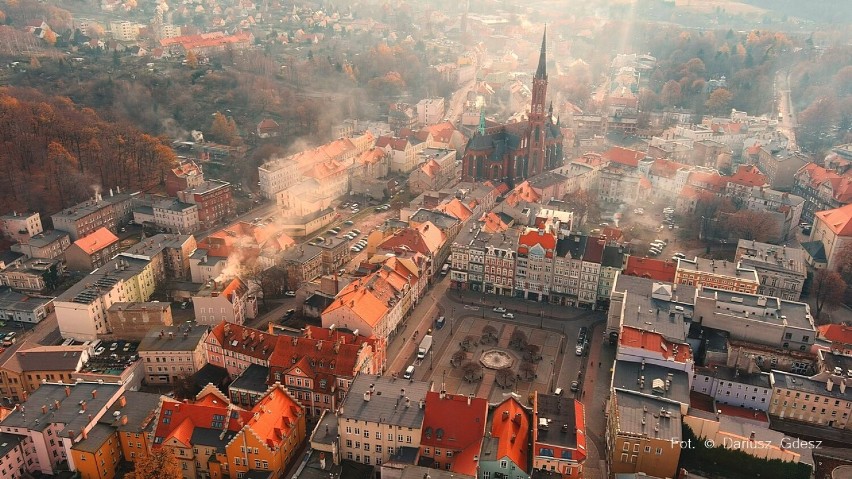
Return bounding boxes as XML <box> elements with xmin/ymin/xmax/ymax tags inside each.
<box><xmin>775</xmin><ymin>70</ymin><xmax>798</xmax><ymax>149</ymax></box>
<box><xmin>445</xmin><ymin>79</ymin><xmax>475</xmax><ymax>125</ymax></box>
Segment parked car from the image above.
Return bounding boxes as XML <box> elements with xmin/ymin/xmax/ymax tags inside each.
<box><xmin>284</xmin><ymin>291</ymin><xmax>296</xmax><ymax>297</ymax></box>
<box><xmin>570</xmin><ymin>381</ymin><xmax>580</xmax><ymax>392</ymax></box>
<box><xmin>343</xmin><ymin>220</ymin><xmax>354</xmax><ymax>226</ymax></box>
<box><xmin>493</xmin><ymin>307</ymin><xmax>507</xmax><ymax>313</ymax></box>
<box><xmin>575</xmin><ymin>344</ymin><xmax>584</xmax><ymax>356</ymax></box>
<box><xmin>352</xmin><ymin>229</ymin><xmax>361</xmax><ymax>235</ymax></box>
<box><xmin>94</xmin><ymin>347</ymin><xmax>105</xmax><ymax>356</ymax></box>
<box><xmin>283</xmin><ymin>309</ymin><xmax>295</xmax><ymax>319</ymax></box>
<box><xmin>502</xmin><ymin>312</ymin><xmax>515</xmax><ymax>319</ymax></box>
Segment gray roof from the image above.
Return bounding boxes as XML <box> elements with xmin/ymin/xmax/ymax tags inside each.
<box><xmin>0</xmin><ymin>251</ymin><xmax>25</xmax><ymax>266</ymax></box>
<box><xmin>736</xmin><ymin>240</ymin><xmax>806</xmax><ymax>277</ymax></box>
<box><xmin>601</xmin><ymin>245</ymin><xmax>626</xmax><ymax>269</ymax></box>
<box><xmin>99</xmin><ymin>390</ymin><xmax>162</xmax><ymax>433</ymax></box>
<box><xmin>51</xmin><ymin>193</ymin><xmax>133</xmax><ymax>222</ymax></box>
<box><xmin>694</xmin><ymin>366</ymin><xmax>771</xmax><ymax>389</ymax></box>
<box><xmin>535</xmin><ymin>393</ymin><xmax>580</xmax><ymax>449</ymax></box>
<box><xmin>304</xmin><ymin>293</ymin><xmax>335</xmax><ymax>310</ymax></box>
<box><xmin>677</xmin><ymin>257</ymin><xmax>758</xmax><ymax>283</ymax></box>
<box><xmin>0</xmin><ymin>433</ymin><xmax>23</xmax><ymax>458</ymax></box>
<box><xmin>126</xmin><ymin>234</ymin><xmax>194</xmax><ymax>256</ymax></box>
<box><xmin>71</xmin><ymin>423</ymin><xmax>115</xmax><ymax>453</ymax></box>
<box><xmin>182</xmin><ymin>179</ymin><xmax>230</xmax><ymax>195</ymax></box>
<box><xmin>556</xmin><ymin>233</ymin><xmax>587</xmax><ymax>259</ymax></box>
<box><xmin>614</xmin><ymin>274</ymin><xmax>695</xmax><ymax>342</ymax></box>
<box><xmin>107</xmin><ymin>301</ymin><xmax>170</xmax><ymax>314</ymax></box>
<box><xmin>409</xmin><ymin>208</ymin><xmax>460</xmax><ymax>231</ymax></box>
<box><xmin>612</xmin><ymin>388</ymin><xmax>681</xmax><ymax>440</ymax></box>
<box><xmin>310</xmin><ymin>409</ymin><xmax>339</xmax><ymax>447</ymax></box>
<box><xmin>281</xmin><ymin>244</ymin><xmax>323</xmax><ymax>263</ymax></box>
<box><xmin>697</xmin><ymin>287</ymin><xmax>814</xmax><ymax>331</ymax></box>
<box><xmin>819</xmin><ymin>349</ymin><xmax>852</xmax><ymax>375</ymax></box>
<box><xmin>56</xmin><ymin>255</ymin><xmax>152</xmax><ymax>305</ymax></box>
<box><xmin>400</xmin><ymin>465</ymin><xmax>466</xmax><ymax>479</ymax></box>
<box><xmin>154</xmin><ymin>198</ymin><xmax>196</xmax><ymax>212</ymax></box>
<box><xmin>771</xmin><ymin>370</ymin><xmax>852</xmax><ymax>401</ymax></box>
<box><xmin>339</xmin><ymin>375</ymin><xmax>429</xmax><ymax>429</ymax></box>
<box><xmin>612</xmin><ymin>360</ymin><xmax>691</xmax><ymax>406</ymax></box>
<box><xmin>230</xmin><ymin>364</ymin><xmax>270</xmax><ymax>394</ymax></box>
<box><xmin>138</xmin><ymin>324</ymin><xmax>208</xmax><ymax>352</ymax></box>
<box><xmin>24</xmin><ymin>230</ymin><xmax>69</xmax><ymax>248</ymax></box>
<box><xmin>191</xmin><ymin>427</ymin><xmax>237</xmax><ymax>453</ymax></box>
<box><xmin>801</xmin><ymin>241</ymin><xmax>827</xmax><ymax>263</ymax></box>
<box><xmin>527</xmin><ymin>171</ymin><xmax>568</xmax><ymax>190</ymax></box>
<box><xmin>17</xmin><ymin>348</ymin><xmax>85</xmax><ymax>372</ymax></box>
<box><xmin>0</xmin><ymin>287</ymin><xmax>53</xmax><ymax>313</ymax></box>
<box><xmin>1</xmin><ymin>382</ymin><xmax>122</xmax><ymax>432</ymax></box>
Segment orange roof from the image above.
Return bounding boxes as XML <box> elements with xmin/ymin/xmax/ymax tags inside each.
<box><xmin>796</xmin><ymin>163</ymin><xmax>852</xmax><ymax>203</ymax></box>
<box><xmin>244</xmin><ymin>385</ymin><xmax>302</xmax><ymax>449</ymax></box>
<box><xmin>518</xmin><ymin>229</ymin><xmax>556</xmax><ymax>259</ymax></box>
<box><xmin>421</xmin><ymin>122</ymin><xmax>459</xmax><ymax>144</ymax></box>
<box><xmin>816</xmin><ymin>203</ymin><xmax>852</xmax><ymax>236</ymax></box>
<box><xmin>152</xmin><ymin>386</ymin><xmax>251</xmax><ymax>448</ymax></box>
<box><xmin>727</xmin><ymin>165</ymin><xmax>767</xmax><ymax>188</ymax></box>
<box><xmin>420</xmin><ymin>159</ymin><xmax>441</xmax><ymax>178</ymax></box>
<box><xmin>818</xmin><ymin>324</ymin><xmax>852</xmax><ymax>346</ymax></box>
<box><xmin>355</xmin><ymin>148</ymin><xmax>386</xmax><ymax>165</ymax></box>
<box><xmin>72</xmin><ymin>227</ymin><xmax>119</xmax><ymax>255</ymax></box>
<box><xmin>161</xmin><ymin>31</ymin><xmax>252</xmax><ymax>50</ymax></box>
<box><xmin>376</xmin><ymin>136</ymin><xmax>411</xmax><ymax>151</ymax></box>
<box><xmin>572</xmin><ymin>153</ymin><xmax>605</xmax><ymax>167</ymax></box>
<box><xmin>208</xmin><ymin>322</ymin><xmax>279</xmax><ymax>361</ymax></box>
<box><xmin>480</xmin><ymin>212</ymin><xmax>509</xmax><ymax>233</ymax></box>
<box><xmin>490</xmin><ymin>396</ymin><xmax>531</xmax><ymax>473</ymax></box>
<box><xmin>649</xmin><ymin>159</ymin><xmax>686</xmax><ymax>179</ymax></box>
<box><xmin>220</xmin><ymin>278</ymin><xmax>248</xmax><ymax>302</ymax></box>
<box><xmin>623</xmin><ymin>257</ymin><xmax>676</xmax><ymax>282</ymax></box>
<box><xmin>602</xmin><ymin>146</ymin><xmax>645</xmax><ymax>168</ymax></box>
<box><xmin>619</xmin><ymin>326</ymin><xmax>693</xmax><ymax>363</ymax></box>
<box><xmin>321</xmin><ymin>265</ymin><xmax>415</xmax><ymax>328</ymax></box>
<box><xmin>687</xmin><ymin>170</ymin><xmax>726</xmax><ymax>192</ymax></box>
<box><xmin>171</xmin><ymin>160</ymin><xmax>202</xmax><ymax>179</ymax></box>
<box><xmin>421</xmin><ymin>391</ymin><xmax>488</xmax><ymax>476</ymax></box>
<box><xmin>437</xmin><ymin>198</ymin><xmax>472</xmax><ymax>222</ymax></box>
<box><xmin>505</xmin><ymin>181</ymin><xmax>542</xmax><ymax>206</ymax></box>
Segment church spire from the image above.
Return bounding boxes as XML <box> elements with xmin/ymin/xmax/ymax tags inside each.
<box><xmin>535</xmin><ymin>26</ymin><xmax>547</xmax><ymax>80</ymax></box>
<box><xmin>478</xmin><ymin>107</ymin><xmax>486</xmax><ymax>136</ymax></box>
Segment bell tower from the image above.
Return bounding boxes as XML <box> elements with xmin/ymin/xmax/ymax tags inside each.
<box><xmin>528</xmin><ymin>27</ymin><xmax>548</xmax><ymax>176</ymax></box>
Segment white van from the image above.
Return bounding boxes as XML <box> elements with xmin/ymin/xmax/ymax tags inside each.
<box><xmin>403</xmin><ymin>365</ymin><xmax>415</xmax><ymax>380</ymax></box>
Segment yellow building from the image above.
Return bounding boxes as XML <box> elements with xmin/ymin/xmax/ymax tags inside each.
<box><xmin>675</xmin><ymin>257</ymin><xmax>759</xmax><ymax>294</ymax></box>
<box><xmin>607</xmin><ymin>389</ymin><xmax>682</xmax><ymax>479</ymax></box>
<box><xmin>769</xmin><ymin>370</ymin><xmax>852</xmax><ymax>430</ymax></box>
<box><xmin>70</xmin><ymin>425</ymin><xmax>122</xmax><ymax>479</ymax></box>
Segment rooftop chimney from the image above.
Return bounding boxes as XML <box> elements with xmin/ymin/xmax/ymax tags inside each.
<box><xmin>65</xmin><ymin>386</ymin><xmax>71</xmax><ymax>397</ymax></box>
<box><xmin>119</xmin><ymin>396</ymin><xmax>127</xmax><ymax>408</ymax></box>
<box><xmin>121</xmin><ymin>415</ymin><xmax>128</xmax><ymax>426</ymax></box>
<box><xmin>92</xmin><ymin>389</ymin><xmax>97</xmax><ymax>399</ymax></box>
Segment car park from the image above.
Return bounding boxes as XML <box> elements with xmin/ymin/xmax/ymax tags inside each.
<box><xmin>502</xmin><ymin>312</ymin><xmax>515</xmax><ymax>319</ymax></box>
<box><xmin>493</xmin><ymin>307</ymin><xmax>507</xmax><ymax>313</ymax></box>
<box><xmin>109</xmin><ymin>342</ymin><xmax>118</xmax><ymax>351</ymax></box>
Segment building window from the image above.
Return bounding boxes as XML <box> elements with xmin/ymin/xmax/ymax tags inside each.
<box><xmin>500</xmin><ymin>460</ymin><xmax>508</xmax><ymax>469</ymax></box>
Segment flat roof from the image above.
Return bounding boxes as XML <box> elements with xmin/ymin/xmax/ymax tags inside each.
<box><xmin>138</xmin><ymin>325</ymin><xmax>207</xmax><ymax>352</ymax></box>
<box><xmin>772</xmin><ymin>370</ymin><xmax>852</xmax><ymax>401</ymax></box>
<box><xmin>25</xmin><ymin>230</ymin><xmax>69</xmax><ymax>247</ymax></box>
<box><xmin>56</xmin><ymin>255</ymin><xmax>152</xmax><ymax>305</ymax></box>
<box><xmin>339</xmin><ymin>375</ymin><xmax>429</xmax><ymax>429</ymax></box>
<box><xmin>1</xmin><ymin>382</ymin><xmax>122</xmax><ymax>432</ymax></box>
<box><xmin>612</xmin><ymin>389</ymin><xmax>682</xmax><ymax>441</ymax></box>
<box><xmin>52</xmin><ymin>193</ymin><xmax>133</xmax><ymax>221</ymax></box>
<box><xmin>99</xmin><ymin>390</ymin><xmax>162</xmax><ymax>433</ymax></box>
<box><xmin>677</xmin><ymin>257</ymin><xmax>758</xmax><ymax>283</ymax></box>
<box><xmin>614</xmin><ymin>274</ymin><xmax>695</xmax><ymax>342</ymax></box>
<box><xmin>697</xmin><ymin>287</ymin><xmax>814</xmax><ymax>331</ymax></box>
<box><xmin>536</xmin><ymin>394</ymin><xmax>579</xmax><ymax>449</ymax></box>
<box><xmin>0</xmin><ymin>287</ymin><xmax>53</xmax><ymax>312</ymax></box>
<box><xmin>310</xmin><ymin>409</ymin><xmax>339</xmax><ymax>447</ymax></box>
<box><xmin>612</xmin><ymin>360</ymin><xmax>691</xmax><ymax>406</ymax></box>
<box><xmin>107</xmin><ymin>301</ymin><xmax>169</xmax><ymax>313</ymax></box>
<box><xmin>693</xmin><ymin>365</ymin><xmax>771</xmax><ymax>389</ymax></box>
<box><xmin>736</xmin><ymin>240</ymin><xmax>806</xmax><ymax>277</ymax></box>
<box><xmin>230</xmin><ymin>364</ymin><xmax>270</xmax><ymax>394</ymax></box>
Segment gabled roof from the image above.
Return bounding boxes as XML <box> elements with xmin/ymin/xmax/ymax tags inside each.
<box><xmin>619</xmin><ymin>326</ymin><xmax>693</xmax><ymax>363</ymax></box>
<box><xmin>420</xmin><ymin>391</ymin><xmax>488</xmax><ymax>476</ymax></box>
<box><xmin>152</xmin><ymin>386</ymin><xmax>251</xmax><ymax>449</ymax></box>
<box><xmin>72</xmin><ymin>227</ymin><xmax>119</xmax><ymax>255</ymax></box>
<box><xmin>208</xmin><ymin>322</ymin><xmax>279</xmax><ymax>361</ymax></box>
<box><xmin>243</xmin><ymin>384</ymin><xmax>302</xmax><ymax>450</ymax></box>
<box><xmin>421</xmin><ymin>122</ymin><xmax>459</xmax><ymax>144</ymax></box>
<box><xmin>518</xmin><ymin>229</ymin><xmax>556</xmax><ymax>258</ymax></box>
<box><xmin>818</xmin><ymin>324</ymin><xmax>852</xmax><ymax>346</ymax></box>
<box><xmin>796</xmin><ymin>162</ymin><xmax>852</xmax><ymax>203</ymax></box>
<box><xmin>489</xmin><ymin>396</ymin><xmax>531</xmax><ymax>472</ymax></box>
<box><xmin>480</xmin><ymin>212</ymin><xmax>510</xmax><ymax>233</ymax></box>
<box><xmin>437</xmin><ymin>198</ymin><xmax>472</xmax><ymax>222</ymax></box>
<box><xmin>727</xmin><ymin>164</ymin><xmax>767</xmax><ymax>188</ymax></box>
<box><xmin>582</xmin><ymin>237</ymin><xmax>605</xmax><ymax>263</ymax></box>
<box><xmin>602</xmin><ymin>146</ymin><xmax>645</xmax><ymax>168</ymax></box>
<box><xmin>505</xmin><ymin>181</ymin><xmax>541</xmax><ymax>206</ymax></box>
<box><xmin>419</xmin><ymin>159</ymin><xmax>441</xmax><ymax>178</ymax></box>
<box><xmin>815</xmin><ymin>203</ymin><xmax>852</xmax><ymax>236</ymax></box>
<box><xmin>649</xmin><ymin>159</ymin><xmax>686</xmax><ymax>179</ymax></box>
<box><xmin>623</xmin><ymin>257</ymin><xmax>677</xmax><ymax>282</ymax></box>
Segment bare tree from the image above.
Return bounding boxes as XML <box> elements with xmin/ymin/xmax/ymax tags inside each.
<box><xmin>462</xmin><ymin>361</ymin><xmax>482</xmax><ymax>383</ymax></box>
<box><xmin>813</xmin><ymin>269</ymin><xmax>846</xmax><ymax>321</ymax></box>
<box><xmin>245</xmin><ymin>264</ymin><xmax>289</xmax><ymax>310</ymax></box>
<box><xmin>481</xmin><ymin>325</ymin><xmax>498</xmax><ymax>345</ymax></box>
<box><xmin>460</xmin><ymin>335</ymin><xmax>478</xmax><ymax>352</ymax></box>
<box><xmin>519</xmin><ymin>361</ymin><xmax>537</xmax><ymax>381</ymax></box>
<box><xmin>523</xmin><ymin>344</ymin><xmax>542</xmax><ymax>363</ymax></box>
<box><xmin>451</xmin><ymin>350</ymin><xmax>467</xmax><ymax>368</ymax></box>
<box><xmin>495</xmin><ymin>367</ymin><xmax>515</xmax><ymax>388</ymax></box>
<box><xmin>509</xmin><ymin>330</ymin><xmax>528</xmax><ymax>351</ymax></box>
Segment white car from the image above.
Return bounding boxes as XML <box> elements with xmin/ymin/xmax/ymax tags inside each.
<box><xmin>284</xmin><ymin>291</ymin><xmax>296</xmax><ymax>297</ymax></box>
<box><xmin>502</xmin><ymin>312</ymin><xmax>515</xmax><ymax>319</ymax></box>
<box><xmin>493</xmin><ymin>307</ymin><xmax>507</xmax><ymax>313</ymax></box>
<box><xmin>575</xmin><ymin>344</ymin><xmax>584</xmax><ymax>356</ymax></box>
<box><xmin>94</xmin><ymin>347</ymin><xmax>105</xmax><ymax>356</ymax></box>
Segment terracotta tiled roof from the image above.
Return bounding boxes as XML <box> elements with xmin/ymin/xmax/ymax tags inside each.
<box><xmin>480</xmin><ymin>212</ymin><xmax>509</xmax><ymax>233</ymax></box>
<box><xmin>437</xmin><ymin>198</ymin><xmax>472</xmax><ymax>222</ymax></box>
<box><xmin>208</xmin><ymin>322</ymin><xmax>278</xmax><ymax>361</ymax></box>
<box><xmin>649</xmin><ymin>159</ymin><xmax>686</xmax><ymax>179</ymax></box>
<box><xmin>818</xmin><ymin>324</ymin><xmax>852</xmax><ymax>346</ymax></box>
<box><xmin>619</xmin><ymin>326</ymin><xmax>692</xmax><ymax>363</ymax></box>
<box><xmin>727</xmin><ymin>165</ymin><xmax>767</xmax><ymax>188</ymax></box>
<box><xmin>518</xmin><ymin>229</ymin><xmax>556</xmax><ymax>258</ymax></box>
<box><xmin>171</xmin><ymin>161</ymin><xmax>202</xmax><ymax>179</ymax></box>
<box><xmin>376</xmin><ymin>136</ymin><xmax>411</xmax><ymax>151</ymax></box>
<box><xmin>355</xmin><ymin>148</ymin><xmax>386</xmax><ymax>165</ymax></box>
<box><xmin>257</xmin><ymin>119</ymin><xmax>279</xmax><ymax>131</ymax></box>
<box><xmin>244</xmin><ymin>385</ymin><xmax>302</xmax><ymax>449</ymax></box>
<box><xmin>420</xmin><ymin>159</ymin><xmax>441</xmax><ymax>178</ymax></box>
<box><xmin>421</xmin><ymin>391</ymin><xmax>487</xmax><ymax>476</ymax></box>
<box><xmin>421</xmin><ymin>122</ymin><xmax>458</xmax><ymax>144</ymax></box>
<box><xmin>152</xmin><ymin>386</ymin><xmax>250</xmax><ymax>448</ymax></box>
<box><xmin>505</xmin><ymin>181</ymin><xmax>541</xmax><ymax>206</ymax></box>
<box><xmin>815</xmin><ymin>203</ymin><xmax>852</xmax><ymax>236</ymax></box>
<box><xmin>602</xmin><ymin>146</ymin><xmax>645</xmax><ymax>168</ymax></box>
<box><xmin>796</xmin><ymin>163</ymin><xmax>852</xmax><ymax>203</ymax></box>
<box><xmin>490</xmin><ymin>396</ymin><xmax>531</xmax><ymax>473</ymax></box>
<box><xmin>623</xmin><ymin>257</ymin><xmax>677</xmax><ymax>282</ymax></box>
<box><xmin>72</xmin><ymin>227</ymin><xmax>119</xmax><ymax>255</ymax></box>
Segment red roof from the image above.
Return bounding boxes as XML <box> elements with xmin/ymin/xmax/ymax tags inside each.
<box><xmin>815</xmin><ymin>203</ymin><xmax>852</xmax><ymax>236</ymax></box>
<box><xmin>602</xmin><ymin>146</ymin><xmax>645</xmax><ymax>168</ymax></box>
<box><xmin>421</xmin><ymin>391</ymin><xmax>488</xmax><ymax>476</ymax></box>
<box><xmin>727</xmin><ymin>165</ymin><xmax>767</xmax><ymax>188</ymax></box>
<box><xmin>796</xmin><ymin>163</ymin><xmax>852</xmax><ymax>203</ymax></box>
<box><xmin>819</xmin><ymin>324</ymin><xmax>852</xmax><ymax>346</ymax></box>
<box><xmin>518</xmin><ymin>229</ymin><xmax>556</xmax><ymax>259</ymax></box>
<box><xmin>619</xmin><ymin>326</ymin><xmax>693</xmax><ymax>363</ymax></box>
<box><xmin>72</xmin><ymin>227</ymin><xmax>119</xmax><ymax>255</ymax></box>
<box><xmin>623</xmin><ymin>257</ymin><xmax>677</xmax><ymax>282</ymax></box>
<box><xmin>650</xmin><ymin>159</ymin><xmax>686</xmax><ymax>179</ymax></box>
<box><xmin>490</xmin><ymin>397</ymin><xmax>531</xmax><ymax>473</ymax></box>
<box><xmin>583</xmin><ymin>237</ymin><xmax>605</xmax><ymax>263</ymax></box>
<box><xmin>152</xmin><ymin>387</ymin><xmax>251</xmax><ymax>448</ymax></box>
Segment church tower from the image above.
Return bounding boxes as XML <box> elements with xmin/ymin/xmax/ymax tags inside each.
<box><xmin>527</xmin><ymin>28</ymin><xmax>548</xmax><ymax>177</ymax></box>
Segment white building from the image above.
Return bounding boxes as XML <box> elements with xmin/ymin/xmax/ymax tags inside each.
<box><xmin>152</xmin><ymin>198</ymin><xmax>199</xmax><ymax>233</ymax></box>
<box><xmin>692</xmin><ymin>366</ymin><xmax>773</xmax><ymax>411</ymax></box>
<box><xmin>416</xmin><ymin>98</ymin><xmax>445</xmax><ymax>125</ymax></box>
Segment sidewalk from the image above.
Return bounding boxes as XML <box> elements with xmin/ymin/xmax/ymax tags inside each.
<box><xmin>447</xmin><ymin>288</ymin><xmax>601</xmax><ymax>322</ymax></box>
<box><xmin>579</xmin><ymin>320</ymin><xmax>614</xmax><ymax>479</ymax></box>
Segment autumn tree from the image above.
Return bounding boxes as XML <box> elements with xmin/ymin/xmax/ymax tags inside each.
<box><xmin>29</xmin><ymin>56</ymin><xmax>40</xmax><ymax>69</ymax></box>
<box><xmin>209</xmin><ymin>112</ymin><xmax>240</xmax><ymax>145</ymax></box>
<box><xmin>660</xmin><ymin>80</ymin><xmax>683</xmax><ymax>107</ymax></box>
<box><xmin>481</xmin><ymin>324</ymin><xmax>498</xmax><ymax>345</ymax></box>
<box><xmin>561</xmin><ymin>188</ymin><xmax>600</xmax><ymax>226</ymax></box>
<box><xmin>42</xmin><ymin>29</ymin><xmax>56</xmax><ymax>45</ymax></box>
<box><xmin>124</xmin><ymin>448</ymin><xmax>182</xmax><ymax>479</ymax></box>
<box><xmin>519</xmin><ymin>361</ymin><xmax>537</xmax><ymax>381</ymax></box>
<box><xmin>813</xmin><ymin>269</ymin><xmax>846</xmax><ymax>321</ymax></box>
<box><xmin>186</xmin><ymin>50</ymin><xmax>199</xmax><ymax>68</ymax></box>
<box><xmin>495</xmin><ymin>367</ymin><xmax>515</xmax><ymax>388</ymax></box>
<box><xmin>706</xmin><ymin>88</ymin><xmax>733</xmax><ymax>116</ymax></box>
<box><xmin>509</xmin><ymin>330</ymin><xmax>528</xmax><ymax>351</ymax></box>
<box><xmin>724</xmin><ymin>210</ymin><xmax>779</xmax><ymax>242</ymax></box>
<box><xmin>834</xmin><ymin>242</ymin><xmax>852</xmax><ymax>284</ymax></box>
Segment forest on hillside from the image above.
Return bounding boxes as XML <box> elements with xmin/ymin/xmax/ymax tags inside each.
<box><xmin>0</xmin><ymin>87</ymin><xmax>177</xmax><ymax>217</ymax></box>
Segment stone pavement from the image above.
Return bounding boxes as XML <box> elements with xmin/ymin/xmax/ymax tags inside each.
<box><xmin>579</xmin><ymin>320</ymin><xmax>615</xmax><ymax>479</ymax></box>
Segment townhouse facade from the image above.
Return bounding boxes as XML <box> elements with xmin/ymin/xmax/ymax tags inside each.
<box><xmin>138</xmin><ymin>325</ymin><xmax>208</xmax><ymax>385</ymax></box>
<box><xmin>11</xmin><ymin>230</ymin><xmax>70</xmax><ymax>260</ymax></box>
<box><xmin>735</xmin><ymin>240</ymin><xmax>806</xmax><ymax>301</ymax></box>
<box><xmin>176</xmin><ymin>180</ymin><xmax>234</xmax><ymax>230</ymax></box>
<box><xmin>51</xmin><ymin>192</ymin><xmax>133</xmax><ymax>241</ymax></box>
<box><xmin>64</xmin><ymin>228</ymin><xmax>121</xmax><ymax>272</ymax></box>
<box><xmin>191</xmin><ymin>277</ymin><xmax>256</xmax><ymax>326</ymax></box>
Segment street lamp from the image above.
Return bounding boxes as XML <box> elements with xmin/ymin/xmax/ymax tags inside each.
<box><xmin>430</xmin><ymin>349</ymin><xmax>433</xmax><ymax>370</ymax></box>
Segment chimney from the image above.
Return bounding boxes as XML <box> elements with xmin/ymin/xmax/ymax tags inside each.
<box><xmin>92</xmin><ymin>390</ymin><xmax>97</xmax><ymax>399</ymax></box>
<box><xmin>119</xmin><ymin>396</ymin><xmax>127</xmax><ymax>408</ymax></box>
<box><xmin>405</xmin><ymin>397</ymin><xmax>411</xmax><ymax>408</ymax></box>
<box><xmin>503</xmin><ymin>410</ymin><xmax>510</xmax><ymax>421</ymax></box>
<box><xmin>54</xmin><ymin>400</ymin><xmax>60</xmax><ymax>410</ymax></box>
<box><xmin>81</xmin><ymin>428</ymin><xmax>88</xmax><ymax>440</ymax></box>
<box><xmin>467</xmin><ymin>394</ymin><xmax>472</xmax><ymax>406</ymax></box>
<box><xmin>81</xmin><ymin>401</ymin><xmax>87</xmax><ymax>411</ymax></box>
<box><xmin>121</xmin><ymin>415</ymin><xmax>128</xmax><ymax>425</ymax></box>
<box><xmin>41</xmin><ymin>405</ymin><xmax>47</xmax><ymax>414</ymax></box>
<box><xmin>827</xmin><ymin>378</ymin><xmax>834</xmax><ymax>392</ymax></box>
<box><xmin>65</xmin><ymin>386</ymin><xmax>71</xmax><ymax>397</ymax></box>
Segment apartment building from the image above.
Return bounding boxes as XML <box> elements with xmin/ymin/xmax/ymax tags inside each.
<box><xmin>617</xmin><ymin>326</ymin><xmax>693</xmax><ymax>375</ymax></box>
<box><xmin>64</xmin><ymin>228</ymin><xmax>121</xmax><ymax>272</ymax></box>
<box><xmin>693</xmin><ymin>366</ymin><xmax>772</xmax><ymax>411</ymax></box>
<box><xmin>757</xmin><ymin>145</ymin><xmax>809</xmax><ymax>190</ymax></box>
<box><xmin>54</xmin><ymin>254</ymin><xmax>157</xmax><ymax>340</ymax></box>
<box><xmin>192</xmin><ymin>277</ymin><xmax>256</xmax><ymax>326</ymax></box>
<box><xmin>416</xmin><ymin>98</ymin><xmax>445</xmax><ymax>125</ymax></box>
<box><xmin>11</xmin><ymin>230</ymin><xmax>70</xmax><ymax>260</ymax></box>
<box><xmin>165</xmin><ymin>160</ymin><xmax>204</xmax><ymax>197</ymax></box>
<box><xmin>177</xmin><ymin>180</ymin><xmax>234</xmax><ymax>230</ymax></box>
<box><xmin>531</xmin><ymin>392</ymin><xmax>586</xmax><ymax>479</ymax></box>
<box><xmin>606</xmin><ymin>389</ymin><xmax>682</xmax><ymax>479</ymax></box>
<box><xmin>674</xmin><ymin>257</ymin><xmax>759</xmax><ymax>294</ymax></box>
<box><xmin>0</xmin><ymin>382</ymin><xmax>125</xmax><ymax>476</ymax></box>
<box><xmin>769</xmin><ymin>369</ymin><xmax>852</xmax><ymax>431</ymax></box>
<box><xmin>109</xmin><ymin>21</ymin><xmax>140</xmax><ymax>41</ymax></box>
<box><xmin>151</xmin><ymin>198</ymin><xmax>199</xmax><ymax>233</ymax></box>
<box><xmin>125</xmin><ymin>234</ymin><xmax>197</xmax><ymax>281</ymax></box>
<box><xmin>515</xmin><ymin>229</ymin><xmax>556</xmax><ymax>301</ymax></box>
<box><xmin>317</xmin><ymin>237</ymin><xmax>350</xmax><ymax>275</ymax></box>
<box><xmin>204</xmin><ymin>322</ymin><xmax>278</xmax><ymax>378</ymax></box>
<box><xmin>0</xmin><ymin>257</ymin><xmax>64</xmax><ymax>293</ymax></box>
<box><xmin>0</xmin><ymin>211</ymin><xmax>42</xmax><ymax>242</ymax></box>
<box><xmin>51</xmin><ymin>192</ymin><xmax>133</xmax><ymax>241</ymax></box>
<box><xmin>744</xmin><ymin>186</ymin><xmax>805</xmax><ymax>241</ymax></box>
<box><xmin>281</xmin><ymin>245</ymin><xmax>323</xmax><ymax>290</ymax></box>
<box><xmin>138</xmin><ymin>325</ymin><xmax>209</xmax><ymax>385</ymax></box>
<box><xmin>337</xmin><ymin>375</ymin><xmax>429</xmax><ymax>466</ymax></box>
<box><xmin>151</xmin><ymin>383</ymin><xmax>305</xmax><ymax>479</ymax></box>
<box><xmin>106</xmin><ymin>302</ymin><xmax>173</xmax><ymax>341</ymax></box>
<box><xmin>417</xmin><ymin>391</ymin><xmax>487</xmax><ymax>476</ymax></box>
<box><xmin>0</xmin><ymin>433</ymin><xmax>26</xmax><ymax>479</ymax></box>
<box><xmin>803</xmin><ymin>202</ymin><xmax>852</xmax><ymax>270</ymax></box>
<box><xmin>0</xmin><ymin>345</ymin><xmax>89</xmax><ymax>398</ymax></box>
<box><xmin>98</xmin><ymin>391</ymin><xmax>161</xmax><ymax>465</ymax></box>
<box><xmin>259</xmin><ymin>157</ymin><xmax>303</xmax><ymax>200</ymax></box>
<box><xmin>694</xmin><ymin>287</ymin><xmax>816</xmax><ymax>351</ymax></box>
<box><xmin>0</xmin><ymin>287</ymin><xmax>52</xmax><ymax>324</ymax></box>
<box><xmin>735</xmin><ymin>240</ymin><xmax>806</xmax><ymax>301</ymax></box>
<box><xmin>793</xmin><ymin>149</ymin><xmax>852</xmax><ymax>223</ymax></box>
